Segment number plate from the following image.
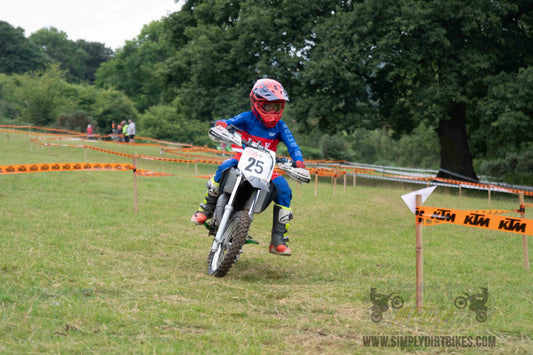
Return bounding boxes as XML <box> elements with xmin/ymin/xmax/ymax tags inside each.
<box><xmin>238</xmin><ymin>147</ymin><xmax>275</xmax><ymax>182</ymax></box>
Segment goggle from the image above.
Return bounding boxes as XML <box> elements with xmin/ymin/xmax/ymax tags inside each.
<box><xmin>260</xmin><ymin>102</ymin><xmax>284</xmax><ymax>112</ymax></box>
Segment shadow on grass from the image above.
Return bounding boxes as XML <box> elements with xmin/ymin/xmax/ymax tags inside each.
<box><xmin>225</xmin><ymin>259</ymin><xmax>296</xmax><ymax>282</ymax></box>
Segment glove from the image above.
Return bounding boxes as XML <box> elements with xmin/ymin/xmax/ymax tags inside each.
<box><xmin>216</xmin><ymin>121</ymin><xmax>228</xmax><ymax>128</ymax></box>
<box><xmin>293</xmin><ymin>160</ymin><xmax>306</xmax><ymax>169</ymax></box>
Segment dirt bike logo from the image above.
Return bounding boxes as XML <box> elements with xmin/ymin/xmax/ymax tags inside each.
<box><xmin>369</xmin><ymin>288</ymin><xmax>404</xmax><ymax>323</ymax></box>
<box><xmin>454</xmin><ymin>287</ymin><xmax>489</xmax><ymax>322</ymax></box>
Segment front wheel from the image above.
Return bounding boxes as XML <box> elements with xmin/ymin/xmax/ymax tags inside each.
<box><xmin>208</xmin><ymin>210</ymin><xmax>251</xmax><ymax>277</ymax></box>
<box><xmin>454</xmin><ymin>296</ymin><xmax>468</xmax><ymax>309</ymax></box>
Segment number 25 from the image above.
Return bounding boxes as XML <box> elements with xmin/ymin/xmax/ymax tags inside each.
<box><xmin>245</xmin><ymin>157</ymin><xmax>264</xmax><ymax>174</ymax></box>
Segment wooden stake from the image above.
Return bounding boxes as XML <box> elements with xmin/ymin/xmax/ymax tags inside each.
<box><xmin>353</xmin><ymin>172</ymin><xmax>357</xmax><ymax>187</ymax></box>
<box><xmin>416</xmin><ymin>194</ymin><xmax>423</xmax><ymax>310</ymax></box>
<box><xmin>519</xmin><ymin>192</ymin><xmax>529</xmax><ymax>271</ymax></box>
<box><xmin>133</xmin><ymin>157</ymin><xmax>138</xmax><ymax>214</ymax></box>
<box><xmin>343</xmin><ymin>171</ymin><xmax>347</xmax><ymax>193</ymax></box>
<box><xmin>314</xmin><ymin>173</ymin><xmax>318</xmax><ymax>196</ymax></box>
<box><xmin>488</xmin><ymin>188</ymin><xmax>491</xmax><ymax>205</ymax></box>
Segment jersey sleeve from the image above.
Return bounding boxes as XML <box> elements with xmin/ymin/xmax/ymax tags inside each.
<box><xmin>217</xmin><ymin>112</ymin><xmax>250</xmax><ymax>130</ymax></box>
<box><xmin>278</xmin><ymin>121</ymin><xmax>304</xmax><ymax>162</ymax></box>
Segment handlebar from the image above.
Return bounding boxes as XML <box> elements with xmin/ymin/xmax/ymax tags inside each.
<box><xmin>275</xmin><ymin>157</ymin><xmax>300</xmax><ymax>168</ymax></box>
<box><xmin>209</xmin><ymin>123</ymin><xmax>311</xmax><ymax>184</ymax></box>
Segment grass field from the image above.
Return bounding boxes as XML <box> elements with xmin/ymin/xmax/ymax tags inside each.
<box><xmin>1</xmin><ymin>131</ymin><xmax>532</xmax><ymax>354</ymax></box>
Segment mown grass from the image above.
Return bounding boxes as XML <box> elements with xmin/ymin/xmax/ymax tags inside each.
<box><xmin>1</xmin><ymin>131</ymin><xmax>532</xmax><ymax>354</ymax></box>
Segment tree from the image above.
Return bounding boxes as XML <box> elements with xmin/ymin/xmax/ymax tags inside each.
<box><xmin>29</xmin><ymin>27</ymin><xmax>113</xmax><ymax>83</ymax></box>
<box><xmin>95</xmin><ymin>21</ymin><xmax>173</xmax><ymax>112</ymax></box>
<box><xmin>0</xmin><ymin>21</ymin><xmax>48</xmax><ymax>74</ymax></box>
<box><xmin>161</xmin><ymin>0</ymin><xmax>341</xmax><ymax>121</ymax></box>
<box><xmin>74</xmin><ymin>40</ymin><xmax>113</xmax><ymax>83</ymax></box>
<box><xmin>298</xmin><ymin>0</ymin><xmax>533</xmax><ymax>181</ymax></box>
<box><xmin>91</xmin><ymin>88</ymin><xmax>139</xmax><ymax>132</ymax></box>
<box><xmin>11</xmin><ymin>65</ymin><xmax>72</xmax><ymax>126</ymax></box>
<box><xmin>473</xmin><ymin>67</ymin><xmax>533</xmax><ymax>159</ymax></box>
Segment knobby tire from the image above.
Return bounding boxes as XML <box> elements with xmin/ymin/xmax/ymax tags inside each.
<box><xmin>208</xmin><ymin>210</ymin><xmax>251</xmax><ymax>277</ymax></box>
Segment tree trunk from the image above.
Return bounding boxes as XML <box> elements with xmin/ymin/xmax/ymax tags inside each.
<box><xmin>436</xmin><ymin>102</ymin><xmax>479</xmax><ymax>182</ymax></box>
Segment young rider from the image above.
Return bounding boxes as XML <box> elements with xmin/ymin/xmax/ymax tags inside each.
<box><xmin>190</xmin><ymin>78</ymin><xmax>306</xmax><ymax>256</ymax></box>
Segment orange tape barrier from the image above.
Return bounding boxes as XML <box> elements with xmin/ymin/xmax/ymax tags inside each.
<box><xmin>416</xmin><ymin>206</ymin><xmax>533</xmax><ymax>236</ymax></box>
<box><xmin>135</xmin><ymin>169</ymin><xmax>174</xmax><ymax>177</ymax></box>
<box><xmin>0</xmin><ymin>128</ymin><xmax>85</xmax><ymax>137</ymax></box>
<box><xmin>3</xmin><ymin>125</ymin><xmax>533</xmax><ymax>193</ymax></box>
<box><xmin>0</xmin><ymin>125</ymin><xmax>85</xmax><ymax>136</ymax></box>
<box><xmin>0</xmin><ymin>162</ymin><xmax>171</xmax><ymax>177</ymax></box>
<box><xmin>391</xmin><ymin>174</ymin><xmax>533</xmax><ymax>197</ymax></box>
<box><xmin>0</xmin><ymin>162</ymin><xmax>133</xmax><ymax>175</ymax></box>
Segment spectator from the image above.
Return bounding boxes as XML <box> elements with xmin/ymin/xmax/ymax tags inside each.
<box><xmin>86</xmin><ymin>124</ymin><xmax>94</xmax><ymax>139</ymax></box>
<box><xmin>127</xmin><ymin>119</ymin><xmax>136</xmax><ymax>143</ymax></box>
<box><xmin>122</xmin><ymin>121</ymin><xmax>129</xmax><ymax>143</ymax></box>
<box><xmin>116</xmin><ymin>121</ymin><xmax>123</xmax><ymax>142</ymax></box>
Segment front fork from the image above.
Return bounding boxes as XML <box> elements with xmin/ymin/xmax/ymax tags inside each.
<box><xmin>209</xmin><ymin>175</ymin><xmax>263</xmax><ymax>253</ymax></box>
<box><xmin>210</xmin><ymin>174</ymin><xmax>242</xmax><ymax>253</ymax></box>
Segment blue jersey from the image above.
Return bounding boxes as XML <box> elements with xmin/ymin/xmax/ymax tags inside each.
<box><xmin>218</xmin><ymin>111</ymin><xmax>304</xmax><ymax>162</ymax></box>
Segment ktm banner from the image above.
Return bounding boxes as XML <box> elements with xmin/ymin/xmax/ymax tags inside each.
<box><xmin>0</xmin><ymin>163</ymin><xmax>134</xmax><ymax>175</ymax></box>
<box><xmin>416</xmin><ymin>206</ymin><xmax>533</xmax><ymax>236</ymax></box>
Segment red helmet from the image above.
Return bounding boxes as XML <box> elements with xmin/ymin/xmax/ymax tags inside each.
<box><xmin>250</xmin><ymin>78</ymin><xmax>289</xmax><ymax>128</ymax></box>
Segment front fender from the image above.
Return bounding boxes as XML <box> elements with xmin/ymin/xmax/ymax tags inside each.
<box><xmin>246</xmin><ymin>175</ymin><xmax>270</xmax><ymax>191</ymax></box>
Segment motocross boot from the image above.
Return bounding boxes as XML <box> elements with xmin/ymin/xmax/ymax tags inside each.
<box><xmin>191</xmin><ymin>176</ymin><xmax>219</xmax><ymax>225</ymax></box>
<box><xmin>269</xmin><ymin>204</ymin><xmax>293</xmax><ymax>256</ymax></box>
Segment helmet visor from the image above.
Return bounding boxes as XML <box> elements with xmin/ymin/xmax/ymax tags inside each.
<box><xmin>260</xmin><ymin>102</ymin><xmax>284</xmax><ymax>113</ymax></box>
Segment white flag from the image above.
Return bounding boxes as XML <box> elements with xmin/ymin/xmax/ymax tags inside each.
<box><xmin>401</xmin><ymin>186</ymin><xmax>437</xmax><ymax>214</ymax></box>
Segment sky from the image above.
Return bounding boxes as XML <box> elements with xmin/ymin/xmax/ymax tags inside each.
<box><xmin>1</xmin><ymin>0</ymin><xmax>183</xmax><ymax>50</ymax></box>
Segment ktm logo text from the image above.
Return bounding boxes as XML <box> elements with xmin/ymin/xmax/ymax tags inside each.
<box><xmin>463</xmin><ymin>213</ymin><xmax>490</xmax><ymax>227</ymax></box>
<box><xmin>498</xmin><ymin>218</ymin><xmax>526</xmax><ymax>233</ymax></box>
<box><xmin>430</xmin><ymin>209</ymin><xmax>456</xmax><ymax>222</ymax></box>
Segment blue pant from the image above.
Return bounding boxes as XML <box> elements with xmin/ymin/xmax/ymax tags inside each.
<box><xmin>214</xmin><ymin>158</ymin><xmax>292</xmax><ymax>207</ymax></box>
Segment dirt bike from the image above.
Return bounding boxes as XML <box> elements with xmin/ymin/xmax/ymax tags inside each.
<box><xmin>205</xmin><ymin>124</ymin><xmax>311</xmax><ymax>277</ymax></box>
<box><xmin>454</xmin><ymin>292</ymin><xmax>489</xmax><ymax>322</ymax></box>
<box><xmin>370</xmin><ymin>292</ymin><xmax>404</xmax><ymax>323</ymax></box>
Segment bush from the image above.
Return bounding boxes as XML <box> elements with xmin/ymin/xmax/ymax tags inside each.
<box><xmin>56</xmin><ymin>111</ymin><xmax>95</xmax><ymax>133</ymax></box>
<box><xmin>138</xmin><ymin>104</ymin><xmax>211</xmax><ymax>146</ymax></box>
<box><xmin>478</xmin><ymin>147</ymin><xmax>533</xmax><ymax>185</ymax></box>
<box><xmin>321</xmin><ymin>134</ymin><xmax>350</xmax><ymax>160</ymax></box>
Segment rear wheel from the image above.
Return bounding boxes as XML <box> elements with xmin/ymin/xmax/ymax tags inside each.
<box><xmin>391</xmin><ymin>295</ymin><xmax>404</xmax><ymax>309</ymax></box>
<box><xmin>208</xmin><ymin>210</ymin><xmax>251</xmax><ymax>277</ymax></box>
<box><xmin>476</xmin><ymin>311</ymin><xmax>487</xmax><ymax>323</ymax></box>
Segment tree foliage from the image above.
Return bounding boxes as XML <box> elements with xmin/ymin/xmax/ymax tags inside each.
<box><xmin>0</xmin><ymin>65</ymin><xmax>137</xmax><ymax>132</ymax></box>
<box><xmin>29</xmin><ymin>27</ymin><xmax>113</xmax><ymax>83</ymax></box>
<box><xmin>0</xmin><ymin>21</ymin><xmax>48</xmax><ymax>74</ymax></box>
<box><xmin>138</xmin><ymin>103</ymin><xmax>211</xmax><ymax>146</ymax></box>
<box><xmin>296</xmin><ymin>0</ymin><xmax>533</xmax><ymax>181</ymax></box>
<box><xmin>1</xmin><ymin>2</ymin><xmax>533</xmax><ymax>183</ymax></box>
<box><xmin>95</xmin><ymin>21</ymin><xmax>174</xmax><ymax>112</ymax></box>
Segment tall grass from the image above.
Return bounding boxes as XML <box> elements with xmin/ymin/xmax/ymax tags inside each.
<box><xmin>0</xmin><ymin>132</ymin><xmax>532</xmax><ymax>354</ymax></box>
